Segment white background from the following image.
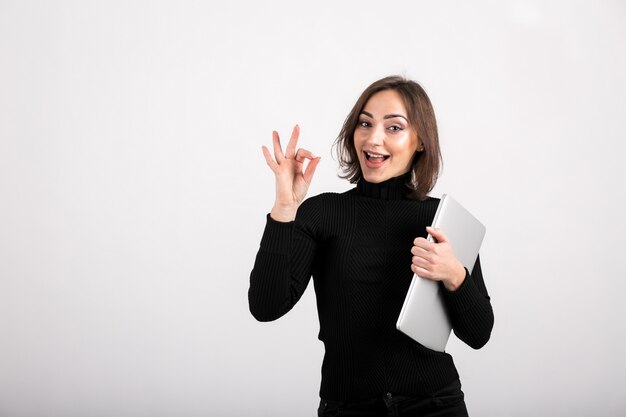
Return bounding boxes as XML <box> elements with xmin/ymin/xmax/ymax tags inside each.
<box><xmin>1</xmin><ymin>1</ymin><xmax>625</xmax><ymax>416</ymax></box>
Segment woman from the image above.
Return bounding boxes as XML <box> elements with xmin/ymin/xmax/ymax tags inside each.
<box><xmin>249</xmin><ymin>76</ymin><xmax>494</xmax><ymax>416</ymax></box>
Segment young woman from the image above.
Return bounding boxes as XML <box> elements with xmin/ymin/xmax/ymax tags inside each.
<box><xmin>249</xmin><ymin>76</ymin><xmax>494</xmax><ymax>417</ymax></box>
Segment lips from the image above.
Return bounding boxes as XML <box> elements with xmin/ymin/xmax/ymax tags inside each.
<box><xmin>363</xmin><ymin>151</ymin><xmax>390</xmax><ymax>169</ymax></box>
<box><xmin>364</xmin><ymin>151</ymin><xmax>390</xmax><ymax>161</ymax></box>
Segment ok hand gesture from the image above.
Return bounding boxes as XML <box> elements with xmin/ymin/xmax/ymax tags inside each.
<box><xmin>262</xmin><ymin>125</ymin><xmax>321</xmax><ymax>222</ymax></box>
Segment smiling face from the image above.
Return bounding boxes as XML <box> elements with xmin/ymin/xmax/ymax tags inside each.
<box><xmin>354</xmin><ymin>89</ymin><xmax>421</xmax><ymax>183</ymax></box>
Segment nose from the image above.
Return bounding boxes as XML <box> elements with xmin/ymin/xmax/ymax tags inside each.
<box><xmin>367</xmin><ymin>124</ymin><xmax>386</xmax><ymax>146</ymax></box>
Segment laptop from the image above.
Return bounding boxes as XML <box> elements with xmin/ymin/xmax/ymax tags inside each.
<box><xmin>396</xmin><ymin>194</ymin><xmax>486</xmax><ymax>352</ymax></box>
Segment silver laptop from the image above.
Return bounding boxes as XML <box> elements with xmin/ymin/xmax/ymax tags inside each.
<box><xmin>396</xmin><ymin>194</ymin><xmax>485</xmax><ymax>352</ymax></box>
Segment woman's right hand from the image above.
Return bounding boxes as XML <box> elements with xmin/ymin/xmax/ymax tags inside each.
<box><xmin>262</xmin><ymin>125</ymin><xmax>321</xmax><ymax>222</ymax></box>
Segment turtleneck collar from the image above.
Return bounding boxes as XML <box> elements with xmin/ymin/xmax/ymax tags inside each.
<box><xmin>356</xmin><ymin>172</ymin><xmax>413</xmax><ymax>200</ymax></box>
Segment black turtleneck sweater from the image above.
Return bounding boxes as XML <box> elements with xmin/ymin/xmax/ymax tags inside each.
<box><xmin>249</xmin><ymin>174</ymin><xmax>494</xmax><ymax>402</ymax></box>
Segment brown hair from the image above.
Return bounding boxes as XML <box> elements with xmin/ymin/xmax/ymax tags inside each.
<box><xmin>334</xmin><ymin>75</ymin><xmax>442</xmax><ymax>200</ymax></box>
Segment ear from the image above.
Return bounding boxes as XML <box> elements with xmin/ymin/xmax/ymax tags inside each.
<box><xmin>416</xmin><ymin>137</ymin><xmax>425</xmax><ymax>152</ymax></box>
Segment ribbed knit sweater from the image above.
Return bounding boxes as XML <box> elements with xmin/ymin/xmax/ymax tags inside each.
<box><xmin>249</xmin><ymin>173</ymin><xmax>494</xmax><ymax>402</ymax></box>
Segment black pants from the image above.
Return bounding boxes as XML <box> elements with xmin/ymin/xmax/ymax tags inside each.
<box><xmin>317</xmin><ymin>379</ymin><xmax>468</xmax><ymax>417</ymax></box>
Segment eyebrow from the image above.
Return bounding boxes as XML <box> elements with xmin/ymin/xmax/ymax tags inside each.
<box><xmin>360</xmin><ymin>111</ymin><xmax>408</xmax><ymax>122</ymax></box>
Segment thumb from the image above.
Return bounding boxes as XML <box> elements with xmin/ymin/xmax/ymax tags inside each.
<box><xmin>426</xmin><ymin>226</ymin><xmax>449</xmax><ymax>243</ymax></box>
<box><xmin>303</xmin><ymin>156</ymin><xmax>321</xmax><ymax>184</ymax></box>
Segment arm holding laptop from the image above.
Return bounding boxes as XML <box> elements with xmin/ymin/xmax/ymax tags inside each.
<box><xmin>410</xmin><ymin>226</ymin><xmax>494</xmax><ymax>350</ymax></box>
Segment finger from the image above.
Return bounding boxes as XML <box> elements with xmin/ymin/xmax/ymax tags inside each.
<box><xmin>413</xmin><ymin>237</ymin><xmax>434</xmax><ymax>250</ymax></box>
<box><xmin>285</xmin><ymin>124</ymin><xmax>300</xmax><ymax>159</ymax></box>
<box><xmin>410</xmin><ymin>245</ymin><xmax>431</xmax><ymax>259</ymax></box>
<box><xmin>303</xmin><ymin>157</ymin><xmax>321</xmax><ymax>184</ymax></box>
<box><xmin>411</xmin><ymin>264</ymin><xmax>435</xmax><ymax>280</ymax></box>
<box><xmin>294</xmin><ymin>147</ymin><xmax>316</xmax><ymax>163</ymax></box>
<box><xmin>272</xmin><ymin>131</ymin><xmax>285</xmax><ymax>161</ymax></box>
<box><xmin>261</xmin><ymin>145</ymin><xmax>279</xmax><ymax>171</ymax></box>
<box><xmin>427</xmin><ymin>226</ymin><xmax>449</xmax><ymax>243</ymax></box>
<box><xmin>412</xmin><ymin>255</ymin><xmax>432</xmax><ymax>268</ymax></box>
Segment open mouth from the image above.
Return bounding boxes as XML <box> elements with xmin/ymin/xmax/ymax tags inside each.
<box><xmin>364</xmin><ymin>151</ymin><xmax>390</xmax><ymax>162</ymax></box>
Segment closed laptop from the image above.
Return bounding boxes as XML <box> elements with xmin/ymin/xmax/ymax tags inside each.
<box><xmin>396</xmin><ymin>194</ymin><xmax>485</xmax><ymax>352</ymax></box>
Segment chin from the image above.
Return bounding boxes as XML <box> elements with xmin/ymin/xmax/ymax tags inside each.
<box><xmin>362</xmin><ymin>171</ymin><xmax>390</xmax><ymax>183</ymax></box>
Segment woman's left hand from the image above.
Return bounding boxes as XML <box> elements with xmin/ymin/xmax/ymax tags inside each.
<box><xmin>411</xmin><ymin>227</ymin><xmax>466</xmax><ymax>291</ymax></box>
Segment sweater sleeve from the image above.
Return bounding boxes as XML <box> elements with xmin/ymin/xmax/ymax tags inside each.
<box><xmin>248</xmin><ymin>199</ymin><xmax>319</xmax><ymax>322</ymax></box>
<box><xmin>441</xmin><ymin>255</ymin><xmax>494</xmax><ymax>349</ymax></box>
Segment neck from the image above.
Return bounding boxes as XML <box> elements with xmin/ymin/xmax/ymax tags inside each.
<box><xmin>357</xmin><ymin>172</ymin><xmax>412</xmax><ymax>200</ymax></box>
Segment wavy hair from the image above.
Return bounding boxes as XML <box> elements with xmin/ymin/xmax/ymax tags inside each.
<box><xmin>334</xmin><ymin>76</ymin><xmax>442</xmax><ymax>200</ymax></box>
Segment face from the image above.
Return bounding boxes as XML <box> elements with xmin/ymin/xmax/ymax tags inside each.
<box><xmin>354</xmin><ymin>89</ymin><xmax>421</xmax><ymax>183</ymax></box>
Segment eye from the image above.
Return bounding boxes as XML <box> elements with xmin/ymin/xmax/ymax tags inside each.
<box><xmin>357</xmin><ymin>120</ymin><xmax>371</xmax><ymax>128</ymax></box>
<box><xmin>387</xmin><ymin>125</ymin><xmax>403</xmax><ymax>132</ymax></box>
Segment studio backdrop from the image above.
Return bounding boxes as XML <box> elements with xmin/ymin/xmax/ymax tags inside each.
<box><xmin>1</xmin><ymin>1</ymin><xmax>625</xmax><ymax>416</ymax></box>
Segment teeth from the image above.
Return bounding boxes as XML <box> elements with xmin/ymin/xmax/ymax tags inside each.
<box><xmin>366</xmin><ymin>152</ymin><xmax>387</xmax><ymax>159</ymax></box>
